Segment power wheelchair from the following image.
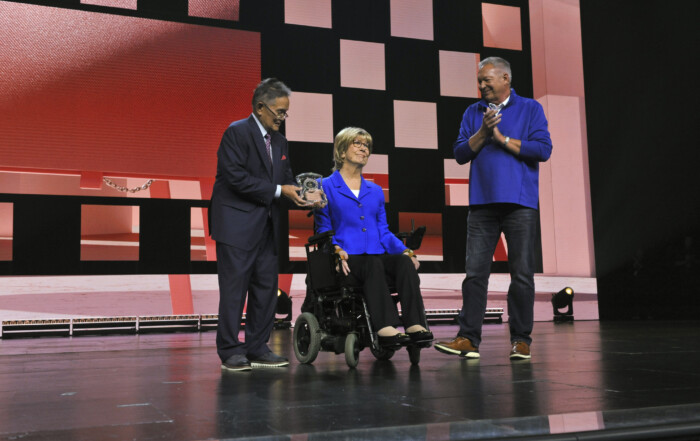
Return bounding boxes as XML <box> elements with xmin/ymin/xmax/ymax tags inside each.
<box><xmin>293</xmin><ymin>225</ymin><xmax>430</xmax><ymax>368</ymax></box>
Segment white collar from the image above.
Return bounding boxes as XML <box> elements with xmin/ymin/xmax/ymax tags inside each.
<box><xmin>497</xmin><ymin>94</ymin><xmax>511</xmax><ymax>108</ymax></box>
<box><xmin>252</xmin><ymin>113</ymin><xmax>268</xmax><ymax>138</ymax></box>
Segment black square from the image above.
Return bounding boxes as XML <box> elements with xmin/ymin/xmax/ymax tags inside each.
<box><xmin>434</xmin><ymin>0</ymin><xmax>483</xmax><ymax>52</ymax></box>
<box><xmin>262</xmin><ymin>26</ymin><xmax>339</xmax><ymax>94</ymax></box>
<box><xmin>12</xmin><ymin>197</ymin><xmax>81</xmax><ymax>275</ymax></box>
<box><xmin>240</xmin><ymin>0</ymin><xmax>284</xmax><ymax>29</ymax></box>
<box><xmin>332</xmin><ymin>0</ymin><xmax>390</xmax><ymax>42</ymax></box>
<box><xmin>387</xmin><ymin>148</ymin><xmax>444</xmax><ymax>212</ymax></box>
<box><xmin>386</xmin><ymin>39</ymin><xmax>439</xmax><ymax>101</ymax></box>
<box><xmin>332</xmin><ymin>89</ymin><xmax>394</xmax><ymax>154</ymax></box>
<box><xmin>137</xmin><ymin>0</ymin><xmax>187</xmax><ymax>18</ymax></box>
<box><xmin>288</xmin><ymin>141</ymin><xmax>335</xmax><ymax>182</ymax></box>
<box><xmin>437</xmin><ymin>97</ymin><xmax>478</xmax><ymax>159</ymax></box>
<box><xmin>481</xmin><ymin>49</ymin><xmax>533</xmax><ymax>98</ymax></box>
<box><xmin>440</xmin><ymin>205</ymin><xmax>468</xmax><ymax>272</ymax></box>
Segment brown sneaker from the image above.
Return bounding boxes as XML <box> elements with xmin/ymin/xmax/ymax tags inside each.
<box><xmin>434</xmin><ymin>336</ymin><xmax>480</xmax><ymax>358</ymax></box>
<box><xmin>510</xmin><ymin>341</ymin><xmax>531</xmax><ymax>359</ymax></box>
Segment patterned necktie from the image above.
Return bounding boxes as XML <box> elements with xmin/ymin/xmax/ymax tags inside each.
<box><xmin>264</xmin><ymin>134</ymin><xmax>272</xmax><ymax>165</ymax></box>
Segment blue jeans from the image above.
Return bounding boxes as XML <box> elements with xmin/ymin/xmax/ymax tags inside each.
<box><xmin>457</xmin><ymin>204</ymin><xmax>538</xmax><ymax>347</ymax></box>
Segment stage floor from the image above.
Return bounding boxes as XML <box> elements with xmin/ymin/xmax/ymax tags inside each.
<box><xmin>2</xmin><ymin>321</ymin><xmax>700</xmax><ymax>441</ymax></box>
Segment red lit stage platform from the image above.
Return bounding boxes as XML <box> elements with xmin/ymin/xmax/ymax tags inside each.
<box><xmin>2</xmin><ymin>320</ymin><xmax>700</xmax><ymax>441</ymax></box>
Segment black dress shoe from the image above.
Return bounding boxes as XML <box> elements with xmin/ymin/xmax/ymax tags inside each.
<box><xmin>248</xmin><ymin>352</ymin><xmax>290</xmax><ymax>368</ymax></box>
<box><xmin>221</xmin><ymin>354</ymin><xmax>252</xmax><ymax>372</ymax></box>
<box><xmin>407</xmin><ymin>330</ymin><xmax>434</xmax><ymax>343</ymax></box>
<box><xmin>378</xmin><ymin>333</ymin><xmax>411</xmax><ymax>347</ymax></box>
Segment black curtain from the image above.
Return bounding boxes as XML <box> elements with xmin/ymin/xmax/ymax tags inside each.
<box><xmin>581</xmin><ymin>0</ymin><xmax>700</xmax><ymax>319</ymax></box>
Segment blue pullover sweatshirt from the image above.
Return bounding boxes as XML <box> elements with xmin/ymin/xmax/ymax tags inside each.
<box><xmin>453</xmin><ymin>89</ymin><xmax>552</xmax><ymax>210</ymax></box>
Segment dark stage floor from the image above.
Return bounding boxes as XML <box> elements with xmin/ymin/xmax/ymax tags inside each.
<box><xmin>2</xmin><ymin>321</ymin><xmax>700</xmax><ymax>441</ymax></box>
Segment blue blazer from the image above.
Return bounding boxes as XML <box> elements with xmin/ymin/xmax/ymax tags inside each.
<box><xmin>315</xmin><ymin>171</ymin><xmax>406</xmax><ymax>255</ymax></box>
<box><xmin>210</xmin><ymin>115</ymin><xmax>295</xmax><ymax>250</ymax></box>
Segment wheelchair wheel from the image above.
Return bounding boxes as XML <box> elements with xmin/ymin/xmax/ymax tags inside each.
<box><xmin>407</xmin><ymin>345</ymin><xmax>421</xmax><ymax>365</ymax></box>
<box><xmin>370</xmin><ymin>344</ymin><xmax>395</xmax><ymax>361</ymax></box>
<box><xmin>344</xmin><ymin>333</ymin><xmax>360</xmax><ymax>368</ymax></box>
<box><xmin>293</xmin><ymin>312</ymin><xmax>321</xmax><ymax>364</ymax></box>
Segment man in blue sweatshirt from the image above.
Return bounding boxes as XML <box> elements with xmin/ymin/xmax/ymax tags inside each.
<box><xmin>435</xmin><ymin>57</ymin><xmax>552</xmax><ymax>360</ymax></box>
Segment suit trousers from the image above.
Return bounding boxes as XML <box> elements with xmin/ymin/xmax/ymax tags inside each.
<box><xmin>215</xmin><ymin>220</ymin><xmax>278</xmax><ymax>362</ymax></box>
<box><xmin>345</xmin><ymin>254</ymin><xmax>426</xmax><ymax>331</ymax></box>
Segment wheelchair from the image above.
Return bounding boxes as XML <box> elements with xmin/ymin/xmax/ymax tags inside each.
<box><xmin>293</xmin><ymin>225</ymin><xmax>430</xmax><ymax>368</ymax></box>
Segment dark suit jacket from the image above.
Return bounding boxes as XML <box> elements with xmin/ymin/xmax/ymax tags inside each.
<box><xmin>314</xmin><ymin>171</ymin><xmax>406</xmax><ymax>255</ymax></box>
<box><xmin>210</xmin><ymin>115</ymin><xmax>295</xmax><ymax>251</ymax></box>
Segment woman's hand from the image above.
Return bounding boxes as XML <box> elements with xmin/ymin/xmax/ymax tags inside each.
<box><xmin>340</xmin><ymin>257</ymin><xmax>350</xmax><ymax>276</ymax></box>
<box><xmin>403</xmin><ymin>249</ymin><xmax>420</xmax><ymax>270</ymax></box>
<box><xmin>305</xmin><ymin>189</ymin><xmax>327</xmax><ymax>208</ymax></box>
<box><xmin>334</xmin><ymin>246</ymin><xmax>350</xmax><ymax>275</ymax></box>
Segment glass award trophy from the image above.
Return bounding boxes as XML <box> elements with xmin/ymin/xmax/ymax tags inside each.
<box><xmin>295</xmin><ymin>172</ymin><xmax>327</xmax><ymax>207</ymax></box>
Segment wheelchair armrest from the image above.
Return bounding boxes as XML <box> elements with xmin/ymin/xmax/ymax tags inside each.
<box><xmin>307</xmin><ymin>230</ymin><xmax>335</xmax><ymax>245</ymax></box>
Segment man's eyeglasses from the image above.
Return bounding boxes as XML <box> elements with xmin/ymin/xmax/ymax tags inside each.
<box><xmin>352</xmin><ymin>140</ymin><xmax>370</xmax><ymax>150</ymax></box>
<box><xmin>262</xmin><ymin>102</ymin><xmax>289</xmax><ymax>120</ymax></box>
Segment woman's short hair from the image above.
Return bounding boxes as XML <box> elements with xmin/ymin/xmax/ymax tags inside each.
<box><xmin>332</xmin><ymin>127</ymin><xmax>373</xmax><ymax>171</ymax></box>
<box><xmin>251</xmin><ymin>78</ymin><xmax>291</xmax><ymax>108</ymax></box>
<box><xmin>479</xmin><ymin>56</ymin><xmax>512</xmax><ymax>83</ymax></box>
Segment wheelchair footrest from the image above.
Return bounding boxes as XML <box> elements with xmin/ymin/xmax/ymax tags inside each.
<box><xmin>411</xmin><ymin>340</ymin><xmax>433</xmax><ymax>349</ymax></box>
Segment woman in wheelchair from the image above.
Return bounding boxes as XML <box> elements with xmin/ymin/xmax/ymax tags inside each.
<box><xmin>313</xmin><ymin>127</ymin><xmax>433</xmax><ymax>347</ymax></box>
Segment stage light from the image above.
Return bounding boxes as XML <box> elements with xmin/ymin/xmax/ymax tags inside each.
<box><xmin>275</xmin><ymin>289</ymin><xmax>293</xmax><ymax>329</ymax></box>
<box><xmin>552</xmin><ymin>287</ymin><xmax>574</xmax><ymax>322</ymax></box>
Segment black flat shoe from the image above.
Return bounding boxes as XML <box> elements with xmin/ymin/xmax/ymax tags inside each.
<box><xmin>221</xmin><ymin>354</ymin><xmax>252</xmax><ymax>372</ymax></box>
<box><xmin>378</xmin><ymin>333</ymin><xmax>410</xmax><ymax>347</ymax></box>
<box><xmin>407</xmin><ymin>330</ymin><xmax>433</xmax><ymax>343</ymax></box>
<box><xmin>248</xmin><ymin>352</ymin><xmax>290</xmax><ymax>368</ymax></box>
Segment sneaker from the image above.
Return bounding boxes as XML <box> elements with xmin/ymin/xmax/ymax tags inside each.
<box><xmin>510</xmin><ymin>341</ymin><xmax>531</xmax><ymax>359</ymax></box>
<box><xmin>434</xmin><ymin>336</ymin><xmax>480</xmax><ymax>359</ymax></box>
<box><xmin>249</xmin><ymin>352</ymin><xmax>290</xmax><ymax>368</ymax></box>
<box><xmin>221</xmin><ymin>354</ymin><xmax>252</xmax><ymax>372</ymax></box>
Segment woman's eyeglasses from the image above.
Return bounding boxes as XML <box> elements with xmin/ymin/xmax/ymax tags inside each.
<box><xmin>352</xmin><ymin>140</ymin><xmax>370</xmax><ymax>150</ymax></box>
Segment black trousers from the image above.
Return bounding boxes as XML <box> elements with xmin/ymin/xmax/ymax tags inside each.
<box><xmin>345</xmin><ymin>254</ymin><xmax>426</xmax><ymax>331</ymax></box>
<box><xmin>215</xmin><ymin>221</ymin><xmax>277</xmax><ymax>362</ymax></box>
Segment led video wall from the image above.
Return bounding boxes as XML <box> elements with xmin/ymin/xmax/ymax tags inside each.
<box><xmin>1</xmin><ymin>0</ymin><xmax>539</xmax><ymax>275</ymax></box>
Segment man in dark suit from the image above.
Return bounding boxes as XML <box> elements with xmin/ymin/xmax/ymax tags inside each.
<box><xmin>210</xmin><ymin>78</ymin><xmax>308</xmax><ymax>371</ymax></box>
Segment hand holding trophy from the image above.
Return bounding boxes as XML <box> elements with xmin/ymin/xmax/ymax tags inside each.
<box><xmin>295</xmin><ymin>172</ymin><xmax>327</xmax><ymax>208</ymax></box>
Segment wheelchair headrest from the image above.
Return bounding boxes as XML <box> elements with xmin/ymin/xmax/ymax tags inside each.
<box><xmin>404</xmin><ymin>226</ymin><xmax>426</xmax><ymax>251</ymax></box>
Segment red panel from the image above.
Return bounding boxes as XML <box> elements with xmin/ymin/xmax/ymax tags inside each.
<box><xmin>278</xmin><ymin>274</ymin><xmax>293</xmax><ymax>295</ymax></box>
<box><xmin>363</xmin><ymin>173</ymin><xmax>389</xmax><ymax>188</ymax></box>
<box><xmin>80</xmin><ymin>0</ymin><xmax>137</xmax><ymax>9</ymax></box>
<box><xmin>0</xmin><ymin>3</ymin><xmax>260</xmax><ymax>179</ymax></box>
<box><xmin>189</xmin><ymin>0</ymin><xmax>240</xmax><ymax>21</ymax></box>
<box><xmin>199</xmin><ymin>177</ymin><xmax>217</xmax><ymax>261</ymax></box>
<box><xmin>169</xmin><ymin>274</ymin><xmax>194</xmax><ymax>315</ymax></box>
<box><xmin>0</xmin><ymin>203</ymin><xmax>13</xmax><ymax>261</ymax></box>
<box><xmin>149</xmin><ymin>180</ymin><xmax>171</xmax><ymax>199</ymax></box>
<box><xmin>493</xmin><ymin>236</ymin><xmax>508</xmax><ymax>261</ymax></box>
<box><xmin>399</xmin><ymin>212</ymin><xmax>443</xmax><ymax>234</ymax></box>
<box><xmin>79</xmin><ymin>171</ymin><xmax>104</xmax><ymax>189</ymax></box>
